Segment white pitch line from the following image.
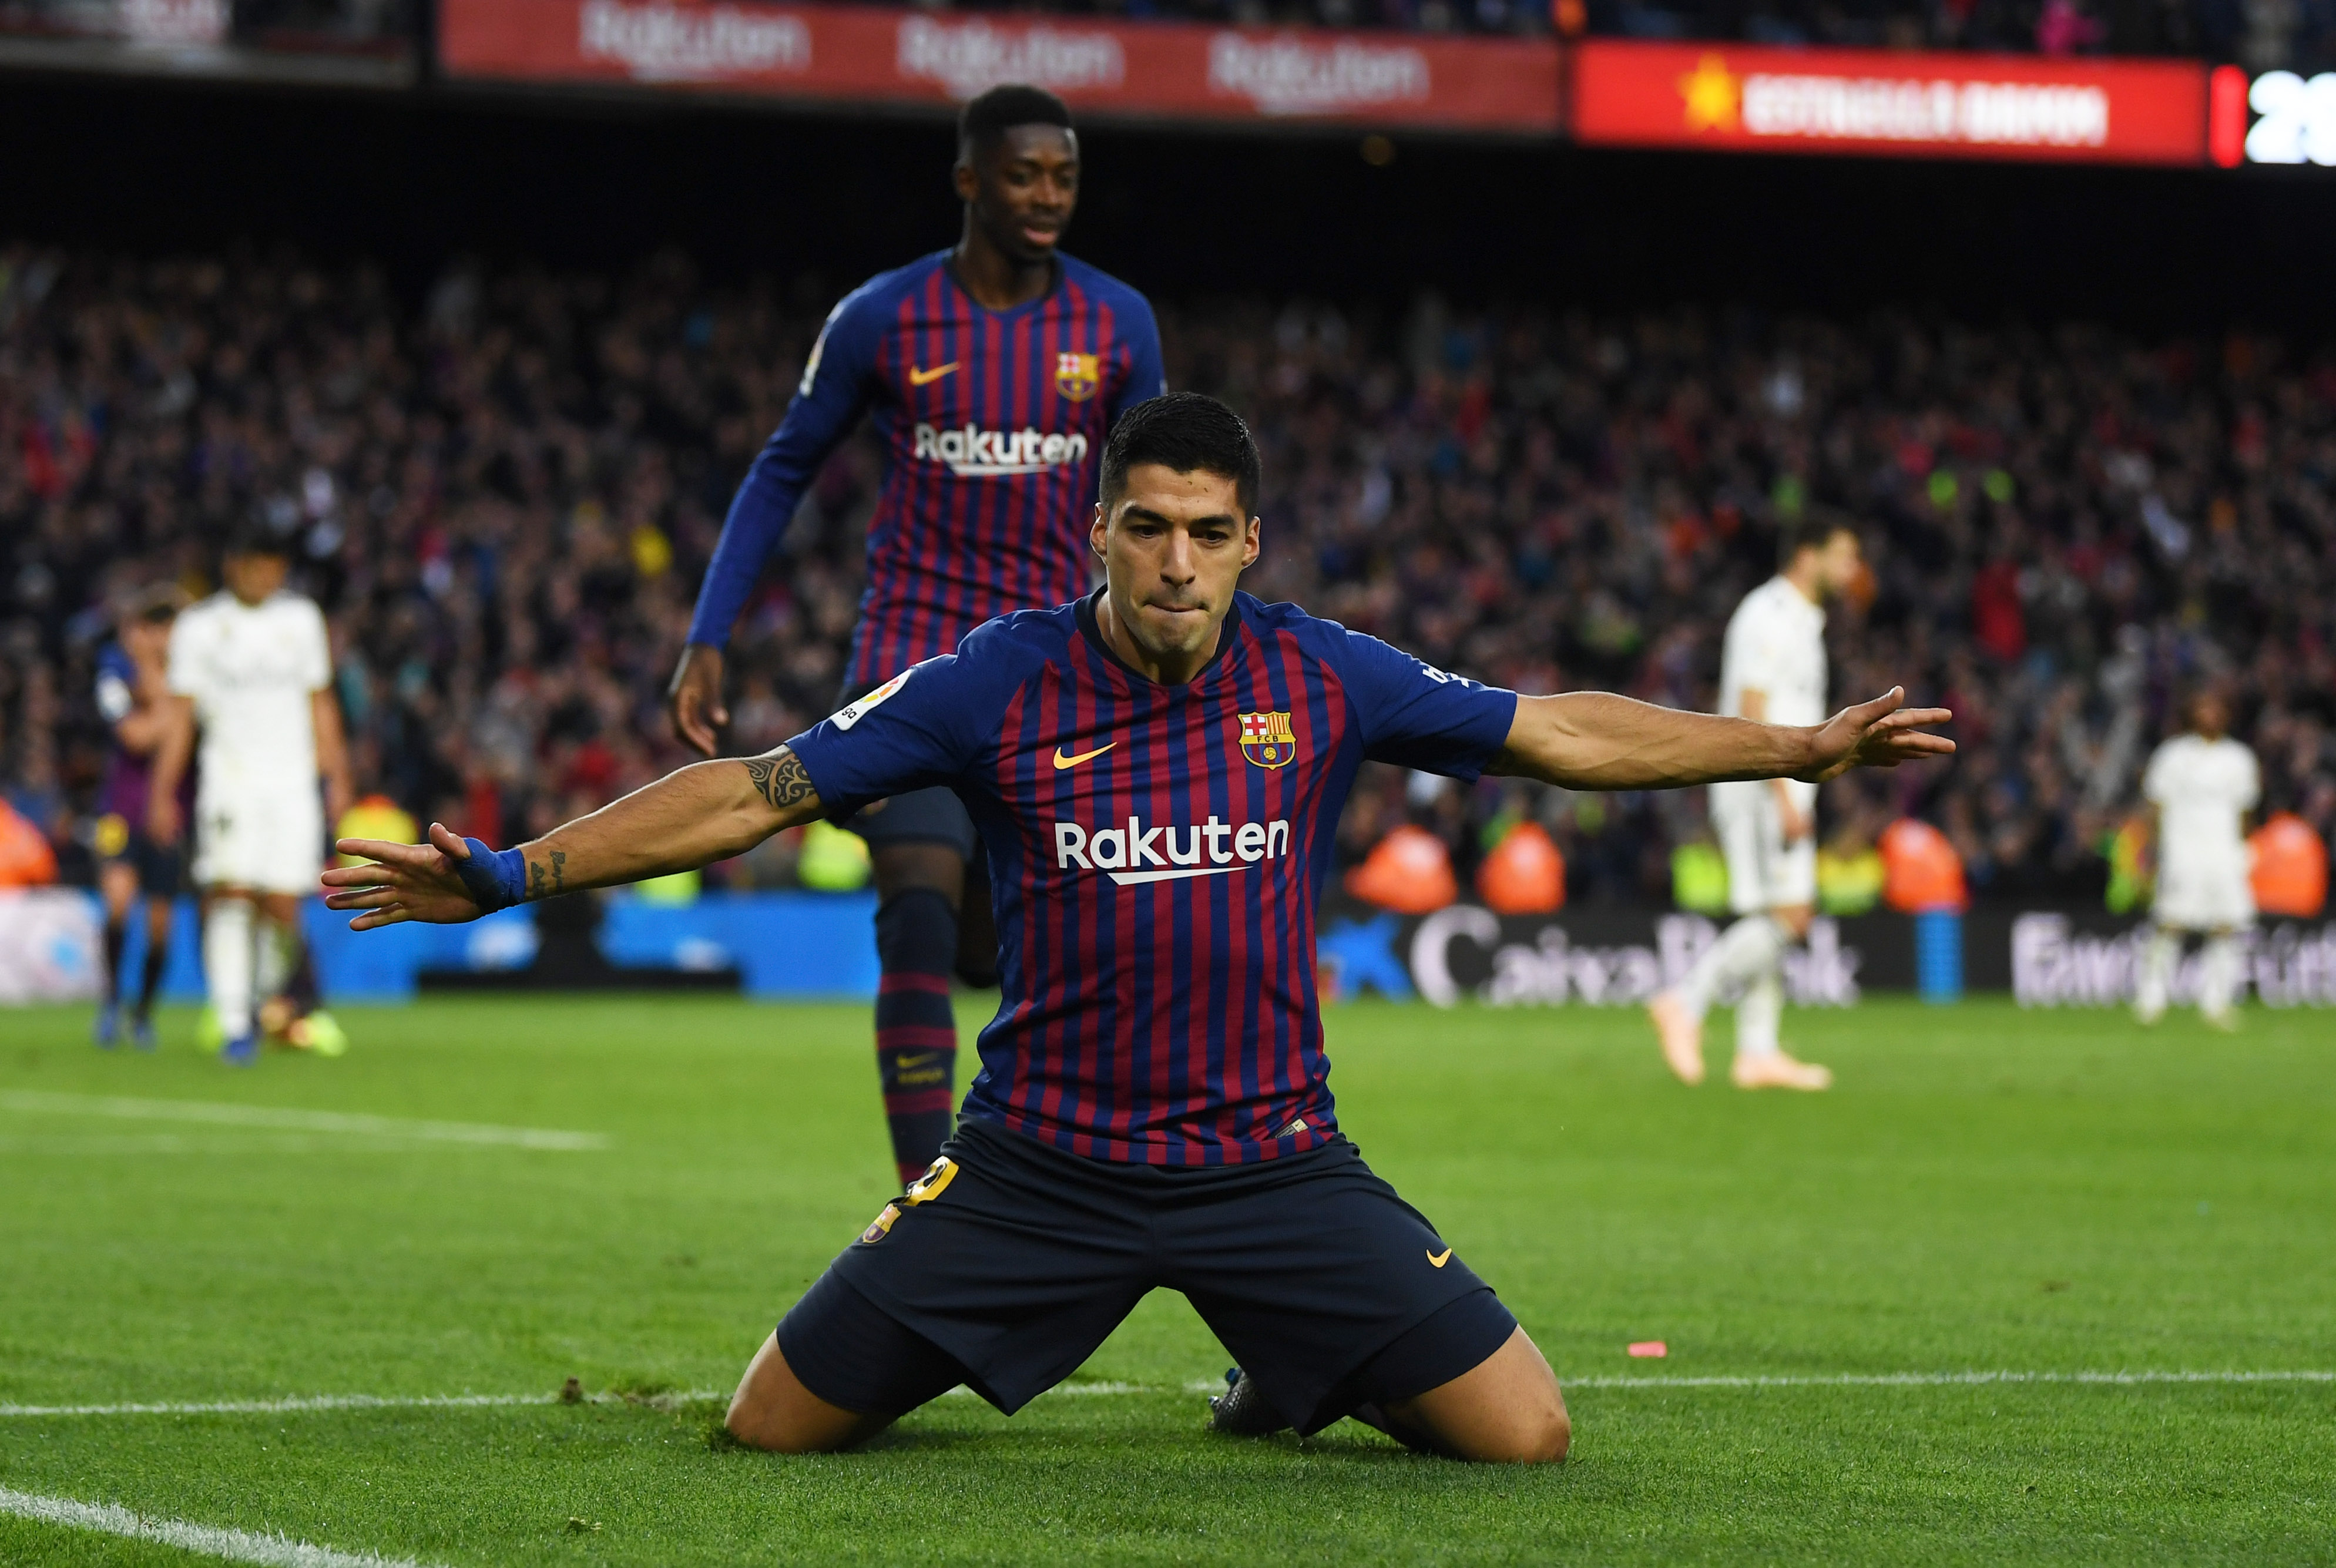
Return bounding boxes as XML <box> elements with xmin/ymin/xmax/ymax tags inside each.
<box><xmin>0</xmin><ymin>1392</ymin><xmax>571</xmax><ymax>1418</ymax></box>
<box><xmin>1560</xmin><ymin>1368</ymin><xmax>2336</xmax><ymax>1391</ymax></box>
<box><xmin>0</xmin><ymin>1485</ymin><xmax>439</xmax><ymax>1568</ymax></box>
<box><xmin>0</xmin><ymin>1090</ymin><xmax>607</xmax><ymax>1151</ymax></box>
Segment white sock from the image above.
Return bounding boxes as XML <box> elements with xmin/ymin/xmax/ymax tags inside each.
<box><xmin>1678</xmin><ymin>915</ymin><xmax>1787</xmax><ymax>1023</ymax></box>
<box><xmin>2199</xmin><ymin>934</ymin><xmax>2244</xmax><ymax>1019</ymax></box>
<box><xmin>1736</xmin><ymin>968</ymin><xmax>1784</xmax><ymax>1057</ymax></box>
<box><xmin>254</xmin><ymin>916</ymin><xmax>293</xmax><ymax>1001</ymax></box>
<box><xmin>204</xmin><ymin>898</ymin><xmax>256</xmax><ymax>1039</ymax></box>
<box><xmin>2136</xmin><ymin>927</ymin><xmax>2179</xmax><ymax>1019</ymax></box>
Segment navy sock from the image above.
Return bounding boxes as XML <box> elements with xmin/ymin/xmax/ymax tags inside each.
<box><xmin>134</xmin><ymin>941</ymin><xmax>167</xmax><ymax>1020</ymax></box>
<box><xmin>102</xmin><ymin>920</ymin><xmax>126</xmax><ymax>1008</ymax></box>
<box><xmin>875</xmin><ymin>887</ymin><xmax>959</xmax><ymax>1185</ymax></box>
<box><xmin>286</xmin><ymin>943</ymin><xmax>322</xmax><ymax>1013</ymax></box>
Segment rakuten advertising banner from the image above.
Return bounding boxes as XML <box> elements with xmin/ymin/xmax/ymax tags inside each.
<box><xmin>1573</xmin><ymin>39</ymin><xmax>2206</xmax><ymax>164</ymax></box>
<box><xmin>439</xmin><ymin>0</ymin><xmax>1560</xmax><ymax>130</ymax></box>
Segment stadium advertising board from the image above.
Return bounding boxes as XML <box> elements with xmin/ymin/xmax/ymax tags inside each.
<box><xmin>1571</xmin><ymin>39</ymin><xmax>2207</xmax><ymax>164</ymax></box>
<box><xmin>2209</xmin><ymin>63</ymin><xmax>2336</xmax><ymax>166</ymax></box>
<box><xmin>437</xmin><ymin>0</ymin><xmax>1560</xmax><ymax>130</ymax></box>
<box><xmin>1318</xmin><ymin>902</ymin><xmax>1878</xmax><ymax>1007</ymax></box>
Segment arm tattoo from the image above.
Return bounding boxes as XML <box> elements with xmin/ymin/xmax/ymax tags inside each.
<box><xmin>528</xmin><ymin>858</ymin><xmax>548</xmax><ymax>902</ymax></box>
<box><xmin>550</xmin><ymin>849</ymin><xmax>566</xmax><ymax>894</ymax></box>
<box><xmin>743</xmin><ymin>749</ymin><xmax>818</xmax><ymax>812</ymax></box>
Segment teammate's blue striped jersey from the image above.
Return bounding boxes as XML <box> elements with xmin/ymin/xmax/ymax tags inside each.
<box><xmin>786</xmin><ymin>590</ymin><xmax>1519</xmax><ymax>1165</ymax></box>
<box><xmin>688</xmin><ymin>250</ymin><xmax>1165</xmax><ymax>692</ymax></box>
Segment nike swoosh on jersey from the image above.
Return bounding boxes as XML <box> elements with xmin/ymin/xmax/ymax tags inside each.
<box><xmin>1052</xmin><ymin>742</ymin><xmax>1116</xmax><ymax>770</ymax></box>
<box><xmin>907</xmin><ymin>362</ymin><xmax>960</xmax><ymax>387</ymax></box>
<box><xmin>1427</xmin><ymin>1247</ymin><xmax>1453</xmax><ymax>1268</ymax></box>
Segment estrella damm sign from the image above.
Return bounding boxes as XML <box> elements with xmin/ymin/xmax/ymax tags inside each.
<box><xmin>1239</xmin><ymin>710</ymin><xmax>1297</xmax><ymax>770</ymax></box>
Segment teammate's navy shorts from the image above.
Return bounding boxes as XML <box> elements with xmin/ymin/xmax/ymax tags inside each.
<box><xmin>830</xmin><ymin>677</ymin><xmax>979</xmax><ymax>858</ymax></box>
<box><xmin>99</xmin><ymin>821</ymin><xmax>183</xmax><ymax>898</ymax></box>
<box><xmin>775</xmin><ymin>1118</ymin><xmax>1518</xmax><ymax>1436</ymax></box>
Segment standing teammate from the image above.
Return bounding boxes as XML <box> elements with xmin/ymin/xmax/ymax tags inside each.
<box><xmin>1648</xmin><ymin>517</ymin><xmax>1865</xmax><ymax>1090</ymax></box>
<box><xmin>90</xmin><ymin>583</ymin><xmax>189</xmax><ymax>1049</ymax></box>
<box><xmin>150</xmin><ymin>523</ymin><xmax>354</xmax><ymax>1065</ymax></box>
<box><xmin>2134</xmin><ymin>689</ymin><xmax>2260</xmax><ymax>1029</ymax></box>
<box><xmin>667</xmin><ymin>84</ymin><xmax>1165</xmax><ymax>1184</ymax></box>
<box><xmin>331</xmin><ymin>395</ymin><xmax>1951</xmax><ymax>1459</ymax></box>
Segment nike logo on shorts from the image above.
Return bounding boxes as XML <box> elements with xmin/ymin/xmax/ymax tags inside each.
<box><xmin>1427</xmin><ymin>1247</ymin><xmax>1453</xmax><ymax>1268</ymax></box>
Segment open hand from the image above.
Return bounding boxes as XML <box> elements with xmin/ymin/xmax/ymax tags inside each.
<box><xmin>666</xmin><ymin>644</ymin><xmax>728</xmax><ymax>758</ymax></box>
<box><xmin>321</xmin><ymin>822</ymin><xmax>489</xmax><ymax>929</ymax></box>
<box><xmin>1796</xmin><ymin>689</ymin><xmax>1955</xmax><ymax>783</ymax></box>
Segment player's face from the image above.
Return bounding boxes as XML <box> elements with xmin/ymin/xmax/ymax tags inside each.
<box><xmin>223</xmin><ymin>550</ymin><xmax>289</xmax><ymax>606</ymax></box>
<box><xmin>122</xmin><ymin>615</ymin><xmax>173</xmax><ymax>664</ymax></box>
<box><xmin>1814</xmin><ymin>529</ymin><xmax>1862</xmax><ymax>597</ymax></box>
<box><xmin>2191</xmin><ymin>694</ymin><xmax>2229</xmax><ymax>738</ymax></box>
<box><xmin>958</xmin><ymin>126</ymin><xmax>1079</xmax><ymax>264</ymax></box>
<box><xmin>1093</xmin><ymin>465</ymin><xmax>1261</xmax><ymax>663</ymax></box>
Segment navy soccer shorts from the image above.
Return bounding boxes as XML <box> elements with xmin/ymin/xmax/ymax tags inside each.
<box><xmin>774</xmin><ymin>1119</ymin><xmax>1518</xmax><ymax>1436</ymax></box>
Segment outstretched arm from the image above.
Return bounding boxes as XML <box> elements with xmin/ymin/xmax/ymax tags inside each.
<box><xmin>321</xmin><ymin>747</ymin><xmax>824</xmax><ymax>929</ymax></box>
<box><xmin>1489</xmin><ymin>687</ymin><xmax>1952</xmax><ymax>791</ymax></box>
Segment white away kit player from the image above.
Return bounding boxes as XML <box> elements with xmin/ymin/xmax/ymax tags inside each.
<box><xmin>2134</xmin><ymin>689</ymin><xmax>2259</xmax><ymax>1030</ymax></box>
<box><xmin>1649</xmin><ymin>518</ymin><xmax>1864</xmax><ymax>1090</ymax></box>
<box><xmin>149</xmin><ymin>522</ymin><xmax>354</xmax><ymax>1065</ymax></box>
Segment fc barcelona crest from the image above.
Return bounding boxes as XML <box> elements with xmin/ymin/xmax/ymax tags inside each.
<box><xmin>1055</xmin><ymin>351</ymin><xmax>1100</xmax><ymax>402</ymax></box>
<box><xmin>1239</xmin><ymin>711</ymin><xmax>1297</xmax><ymax>770</ymax></box>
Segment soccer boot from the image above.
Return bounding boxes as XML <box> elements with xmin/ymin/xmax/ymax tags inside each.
<box><xmin>220</xmin><ymin>1032</ymin><xmax>260</xmax><ymax>1067</ymax></box>
<box><xmin>1209</xmin><ymin>1368</ymin><xmax>1290</xmax><ymax>1438</ymax></box>
<box><xmin>2201</xmin><ymin>1008</ymin><xmax>2241</xmax><ymax>1034</ymax></box>
<box><xmin>92</xmin><ymin>1003</ymin><xmax>121</xmax><ymax>1048</ymax></box>
<box><xmin>1731</xmin><ymin>1050</ymin><xmax>1832</xmax><ymax>1090</ymax></box>
<box><xmin>130</xmin><ymin>1013</ymin><xmax>158</xmax><ymax>1052</ymax></box>
<box><xmin>1646</xmin><ymin>991</ymin><xmax>1705</xmax><ymax>1085</ymax></box>
<box><xmin>293</xmin><ymin>1010</ymin><xmax>349</xmax><ymax>1058</ymax></box>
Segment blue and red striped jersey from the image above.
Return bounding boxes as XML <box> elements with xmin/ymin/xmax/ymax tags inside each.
<box><xmin>786</xmin><ymin>590</ymin><xmax>1520</xmax><ymax>1166</ymax></box>
<box><xmin>687</xmin><ymin>250</ymin><xmax>1165</xmax><ymax>692</ymax></box>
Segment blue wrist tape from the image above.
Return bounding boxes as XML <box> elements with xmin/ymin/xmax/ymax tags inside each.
<box><xmin>451</xmin><ymin>840</ymin><xmax>528</xmax><ymax>913</ymax></box>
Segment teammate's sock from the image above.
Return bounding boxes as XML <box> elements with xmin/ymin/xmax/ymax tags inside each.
<box><xmin>254</xmin><ymin>916</ymin><xmax>293</xmax><ymax>1003</ymax></box>
<box><xmin>1677</xmin><ymin>914</ymin><xmax>1788</xmax><ymax>1022</ymax></box>
<box><xmin>285</xmin><ymin>943</ymin><xmax>323</xmax><ymax>1015</ymax></box>
<box><xmin>2199</xmin><ymin>934</ymin><xmax>2244</xmax><ymax>1022</ymax></box>
<box><xmin>1734</xmin><ymin>967</ymin><xmax>1784</xmax><ymax>1057</ymax></box>
<box><xmin>2135</xmin><ymin>926</ymin><xmax>2179</xmax><ymax>1021</ymax></box>
<box><xmin>101</xmin><ymin>919</ymin><xmax>127</xmax><ymax>1008</ymax></box>
<box><xmin>133</xmin><ymin>941</ymin><xmax>167</xmax><ymax>1022</ymax></box>
<box><xmin>875</xmin><ymin>887</ymin><xmax>960</xmax><ymax>1184</ymax></box>
<box><xmin>203</xmin><ymin>898</ymin><xmax>257</xmax><ymax>1040</ymax></box>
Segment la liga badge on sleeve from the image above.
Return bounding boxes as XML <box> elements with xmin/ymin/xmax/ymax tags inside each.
<box><xmin>1239</xmin><ymin>711</ymin><xmax>1297</xmax><ymax>769</ymax></box>
<box><xmin>1054</xmin><ymin>352</ymin><xmax>1100</xmax><ymax>402</ymax></box>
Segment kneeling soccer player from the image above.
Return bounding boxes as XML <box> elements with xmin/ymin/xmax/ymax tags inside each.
<box><xmin>327</xmin><ymin>393</ymin><xmax>1952</xmax><ymax>1462</ymax></box>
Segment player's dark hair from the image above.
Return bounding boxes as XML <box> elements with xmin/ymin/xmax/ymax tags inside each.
<box><xmin>223</xmin><ymin>513</ymin><xmax>293</xmax><ymax>560</ymax></box>
<box><xmin>957</xmin><ymin>84</ymin><xmax>1075</xmax><ymax>160</ymax></box>
<box><xmin>1100</xmin><ymin>394</ymin><xmax>1262</xmax><ymax>518</ymax></box>
<box><xmin>1778</xmin><ymin>511</ymin><xmax>1855</xmax><ymax>568</ymax></box>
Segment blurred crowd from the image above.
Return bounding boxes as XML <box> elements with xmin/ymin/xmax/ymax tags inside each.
<box><xmin>2</xmin><ymin>241</ymin><xmax>2331</xmax><ymax>906</ymax></box>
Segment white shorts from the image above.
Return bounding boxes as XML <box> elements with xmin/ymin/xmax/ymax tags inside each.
<box><xmin>1712</xmin><ymin>781</ymin><xmax>1818</xmax><ymax>915</ymax></box>
<box><xmin>2153</xmin><ymin>859</ymin><xmax>2254</xmax><ymax>932</ymax></box>
<box><xmin>193</xmin><ymin>784</ymin><xmax>324</xmax><ymax>895</ymax></box>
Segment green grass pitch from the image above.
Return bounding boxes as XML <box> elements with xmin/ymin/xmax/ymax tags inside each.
<box><xmin>3</xmin><ymin>993</ymin><xmax>2333</xmax><ymax>1565</ymax></box>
